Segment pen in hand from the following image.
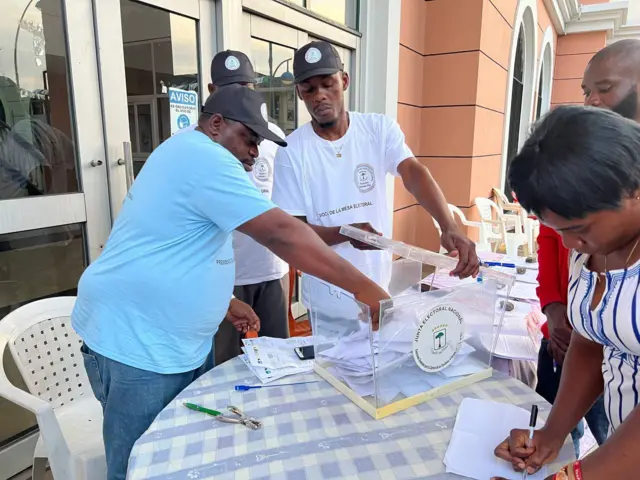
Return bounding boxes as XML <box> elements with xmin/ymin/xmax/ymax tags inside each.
<box><xmin>523</xmin><ymin>405</ymin><xmax>539</xmax><ymax>478</ymax></box>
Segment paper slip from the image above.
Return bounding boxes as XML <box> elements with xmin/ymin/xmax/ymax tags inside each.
<box><xmin>439</xmin><ymin>356</ymin><xmax>488</xmax><ymax>378</ymax></box>
<box><xmin>444</xmin><ymin>398</ymin><xmax>547</xmax><ymax>480</ymax></box>
<box><xmin>500</xmin><ymin>281</ymin><xmax>539</xmax><ymax>302</ymax></box>
<box><xmin>481</xmin><ymin>333</ymin><xmax>539</xmax><ymax>361</ymax></box>
<box><xmin>495</xmin><ymin>266</ymin><xmax>539</xmax><ymax>284</ymax></box>
<box><xmin>242</xmin><ymin>336</ymin><xmax>313</xmax><ymax>370</ymax></box>
<box><xmin>238</xmin><ymin>354</ymin><xmax>313</xmax><ymax>384</ymax></box>
<box><xmin>238</xmin><ymin>355</ymin><xmax>294</xmax><ymax>384</ymax></box>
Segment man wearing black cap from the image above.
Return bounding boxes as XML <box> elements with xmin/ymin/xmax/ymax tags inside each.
<box><xmin>72</xmin><ymin>84</ymin><xmax>389</xmax><ymax>480</ymax></box>
<box><xmin>180</xmin><ymin>50</ymin><xmax>291</xmax><ymax>365</ymax></box>
<box><xmin>273</xmin><ymin>41</ymin><xmax>480</xmax><ymax>303</ymax></box>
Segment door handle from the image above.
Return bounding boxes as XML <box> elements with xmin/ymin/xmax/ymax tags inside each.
<box><xmin>90</xmin><ymin>159</ymin><xmax>103</xmax><ymax>167</ymax></box>
<box><xmin>118</xmin><ymin>141</ymin><xmax>134</xmax><ymax>190</ymax></box>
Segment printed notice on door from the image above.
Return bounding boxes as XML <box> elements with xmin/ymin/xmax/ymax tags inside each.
<box><xmin>169</xmin><ymin>88</ymin><xmax>199</xmax><ymax>135</ymax></box>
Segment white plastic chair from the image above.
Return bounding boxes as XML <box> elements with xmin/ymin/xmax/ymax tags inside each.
<box><xmin>474</xmin><ymin>197</ymin><xmax>527</xmax><ymax>257</ymax></box>
<box><xmin>492</xmin><ymin>187</ymin><xmax>540</xmax><ymax>257</ymax></box>
<box><xmin>0</xmin><ymin>297</ymin><xmax>106</xmax><ymax>480</ymax></box>
<box><xmin>431</xmin><ymin>204</ymin><xmax>491</xmax><ymax>253</ymax></box>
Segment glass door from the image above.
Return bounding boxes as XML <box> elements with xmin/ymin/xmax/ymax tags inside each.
<box><xmin>91</xmin><ymin>0</ymin><xmax>201</xmax><ymax>207</ymax></box>
<box><xmin>0</xmin><ymin>0</ymin><xmax>112</xmax><ymax>475</ymax></box>
<box><xmin>0</xmin><ymin>0</ymin><xmax>204</xmax><ymax>475</ymax></box>
<box><xmin>243</xmin><ymin>13</ymin><xmax>310</xmax><ymax>321</ymax></box>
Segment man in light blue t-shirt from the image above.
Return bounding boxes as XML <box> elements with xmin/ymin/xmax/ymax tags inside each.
<box><xmin>72</xmin><ymin>84</ymin><xmax>389</xmax><ymax>480</ymax></box>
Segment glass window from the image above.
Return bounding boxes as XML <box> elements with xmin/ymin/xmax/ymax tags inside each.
<box><xmin>535</xmin><ymin>64</ymin><xmax>544</xmax><ymax>121</ymax></box>
<box><xmin>0</xmin><ymin>223</ymin><xmax>86</xmax><ymax>447</ymax></box>
<box><xmin>0</xmin><ymin>0</ymin><xmax>80</xmax><ymax>200</ymax></box>
<box><xmin>124</xmin><ymin>43</ymin><xmax>154</xmax><ymax>96</ymax></box>
<box><xmin>306</xmin><ymin>0</ymin><xmax>358</xmax><ymax>28</ymax></box>
<box><xmin>505</xmin><ymin>29</ymin><xmax>525</xmax><ymax>199</ymax></box>
<box><xmin>120</xmin><ymin>0</ymin><xmax>199</xmax><ymax>176</ymax></box>
<box><xmin>251</xmin><ymin>38</ymin><xmax>296</xmax><ymax>135</ymax></box>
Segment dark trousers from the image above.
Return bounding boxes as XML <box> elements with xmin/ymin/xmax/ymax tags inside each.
<box><xmin>215</xmin><ymin>274</ymin><xmax>289</xmax><ymax>365</ymax></box>
<box><xmin>536</xmin><ymin>339</ymin><xmax>609</xmax><ymax>455</ymax></box>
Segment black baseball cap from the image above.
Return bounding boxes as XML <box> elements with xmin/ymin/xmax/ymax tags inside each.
<box><xmin>293</xmin><ymin>41</ymin><xmax>344</xmax><ymax>84</ymax></box>
<box><xmin>202</xmin><ymin>84</ymin><xmax>287</xmax><ymax>147</ymax></box>
<box><xmin>211</xmin><ymin>50</ymin><xmax>256</xmax><ymax>86</ymax></box>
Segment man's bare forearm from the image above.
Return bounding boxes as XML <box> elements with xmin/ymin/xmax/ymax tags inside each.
<box><xmin>542</xmin><ymin>332</ymin><xmax>604</xmax><ymax>441</ymax></box>
<box><xmin>239</xmin><ymin>209</ymin><xmax>373</xmax><ymax>294</ymax></box>
<box><xmin>295</xmin><ymin>216</ymin><xmax>345</xmax><ymax>247</ymax></box>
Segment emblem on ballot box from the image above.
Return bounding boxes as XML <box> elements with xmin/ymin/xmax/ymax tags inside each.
<box><xmin>413</xmin><ymin>304</ymin><xmax>464</xmax><ymax>373</ymax></box>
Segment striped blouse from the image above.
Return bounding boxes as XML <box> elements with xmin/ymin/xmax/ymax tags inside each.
<box><xmin>568</xmin><ymin>252</ymin><xmax>640</xmax><ymax>432</ymax></box>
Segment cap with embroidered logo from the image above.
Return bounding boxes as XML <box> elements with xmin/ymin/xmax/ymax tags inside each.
<box><xmin>293</xmin><ymin>41</ymin><xmax>344</xmax><ymax>84</ymax></box>
<box><xmin>202</xmin><ymin>84</ymin><xmax>286</xmax><ymax>147</ymax></box>
<box><xmin>210</xmin><ymin>50</ymin><xmax>256</xmax><ymax>86</ymax></box>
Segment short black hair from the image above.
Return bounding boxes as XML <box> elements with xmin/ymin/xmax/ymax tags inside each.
<box><xmin>508</xmin><ymin>105</ymin><xmax>640</xmax><ymax>220</ymax></box>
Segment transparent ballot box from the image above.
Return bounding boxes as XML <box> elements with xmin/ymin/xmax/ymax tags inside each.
<box><xmin>310</xmin><ymin>227</ymin><xmax>516</xmax><ymax>419</ymax></box>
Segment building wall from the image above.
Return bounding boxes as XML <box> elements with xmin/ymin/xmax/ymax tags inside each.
<box><xmin>552</xmin><ymin>31</ymin><xmax>607</xmax><ymax>107</ymax></box>
<box><xmin>395</xmin><ymin>0</ymin><xmax>612</xmax><ymax>252</ymax></box>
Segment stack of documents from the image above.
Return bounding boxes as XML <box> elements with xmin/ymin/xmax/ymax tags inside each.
<box><xmin>239</xmin><ymin>336</ymin><xmax>314</xmax><ymax>384</ymax></box>
<box><xmin>444</xmin><ymin>398</ymin><xmax>548</xmax><ymax>479</ymax></box>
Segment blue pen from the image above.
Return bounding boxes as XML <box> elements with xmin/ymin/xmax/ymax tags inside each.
<box><xmin>482</xmin><ymin>261</ymin><xmax>517</xmax><ymax>268</ymax></box>
<box><xmin>235</xmin><ymin>381</ymin><xmax>318</xmax><ymax>391</ymax></box>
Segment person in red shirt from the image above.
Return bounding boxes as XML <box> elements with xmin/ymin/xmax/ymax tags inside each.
<box><xmin>531</xmin><ymin>39</ymin><xmax>640</xmax><ymax>456</ymax></box>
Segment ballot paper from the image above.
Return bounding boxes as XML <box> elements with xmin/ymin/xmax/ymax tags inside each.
<box><xmin>243</xmin><ymin>336</ymin><xmax>313</xmax><ymax>369</ymax></box>
<box><xmin>495</xmin><ymin>266</ymin><xmax>539</xmax><ymax>284</ymax></box>
<box><xmin>500</xmin><ymin>281</ymin><xmax>539</xmax><ymax>302</ymax></box>
<box><xmin>481</xmin><ymin>333</ymin><xmax>539</xmax><ymax>361</ymax></box>
<box><xmin>240</xmin><ymin>337</ymin><xmax>314</xmax><ymax>384</ymax></box>
<box><xmin>444</xmin><ymin>398</ymin><xmax>548</xmax><ymax>480</ymax></box>
<box><xmin>238</xmin><ymin>355</ymin><xmax>298</xmax><ymax>384</ymax></box>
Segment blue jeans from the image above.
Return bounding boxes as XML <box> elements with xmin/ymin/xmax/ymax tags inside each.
<box><xmin>80</xmin><ymin>343</ymin><xmax>214</xmax><ymax>480</ymax></box>
<box><xmin>536</xmin><ymin>339</ymin><xmax>609</xmax><ymax>457</ymax></box>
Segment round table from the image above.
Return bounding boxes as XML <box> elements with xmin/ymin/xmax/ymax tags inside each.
<box><xmin>127</xmin><ymin>359</ymin><xmax>574</xmax><ymax>480</ymax></box>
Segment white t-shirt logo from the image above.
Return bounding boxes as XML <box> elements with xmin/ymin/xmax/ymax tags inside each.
<box><xmin>225</xmin><ymin>56</ymin><xmax>241</xmax><ymax>71</ymax></box>
<box><xmin>305</xmin><ymin>47</ymin><xmax>322</xmax><ymax>64</ymax></box>
<box><xmin>354</xmin><ymin>163</ymin><xmax>375</xmax><ymax>193</ymax></box>
<box><xmin>253</xmin><ymin>158</ymin><xmax>271</xmax><ymax>182</ymax></box>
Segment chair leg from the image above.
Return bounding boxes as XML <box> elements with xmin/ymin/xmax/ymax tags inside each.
<box><xmin>32</xmin><ymin>457</ymin><xmax>48</xmax><ymax>480</ymax></box>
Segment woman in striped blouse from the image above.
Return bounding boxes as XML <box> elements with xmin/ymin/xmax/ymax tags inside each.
<box><xmin>493</xmin><ymin>105</ymin><xmax>640</xmax><ymax>479</ymax></box>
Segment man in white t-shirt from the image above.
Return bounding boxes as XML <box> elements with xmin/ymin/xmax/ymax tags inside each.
<box><xmin>272</xmin><ymin>41</ymin><xmax>479</xmax><ymax>301</ymax></box>
<box><xmin>181</xmin><ymin>51</ymin><xmax>289</xmax><ymax>364</ymax></box>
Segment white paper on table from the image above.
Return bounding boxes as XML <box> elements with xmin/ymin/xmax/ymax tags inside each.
<box><xmin>239</xmin><ymin>353</ymin><xmax>313</xmax><ymax>384</ymax></box>
<box><xmin>444</xmin><ymin>398</ymin><xmax>547</xmax><ymax>480</ymax></box>
<box><xmin>242</xmin><ymin>336</ymin><xmax>313</xmax><ymax>369</ymax></box>
<box><xmin>493</xmin><ymin>266</ymin><xmax>539</xmax><ymax>285</ymax></box>
<box><xmin>238</xmin><ymin>355</ymin><xmax>294</xmax><ymax>383</ymax></box>
<box><xmin>496</xmin><ymin>299</ymin><xmax>533</xmax><ymax>321</ymax></box>
<box><xmin>481</xmin><ymin>333</ymin><xmax>539</xmax><ymax>361</ymax></box>
<box><xmin>500</xmin><ymin>282</ymin><xmax>539</xmax><ymax>302</ymax></box>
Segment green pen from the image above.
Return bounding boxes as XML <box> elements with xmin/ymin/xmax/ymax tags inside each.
<box><xmin>183</xmin><ymin>402</ymin><xmax>222</xmax><ymax>417</ymax></box>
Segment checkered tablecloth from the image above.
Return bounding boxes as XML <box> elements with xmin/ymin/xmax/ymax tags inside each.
<box><xmin>128</xmin><ymin>359</ymin><xmax>574</xmax><ymax>480</ymax></box>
